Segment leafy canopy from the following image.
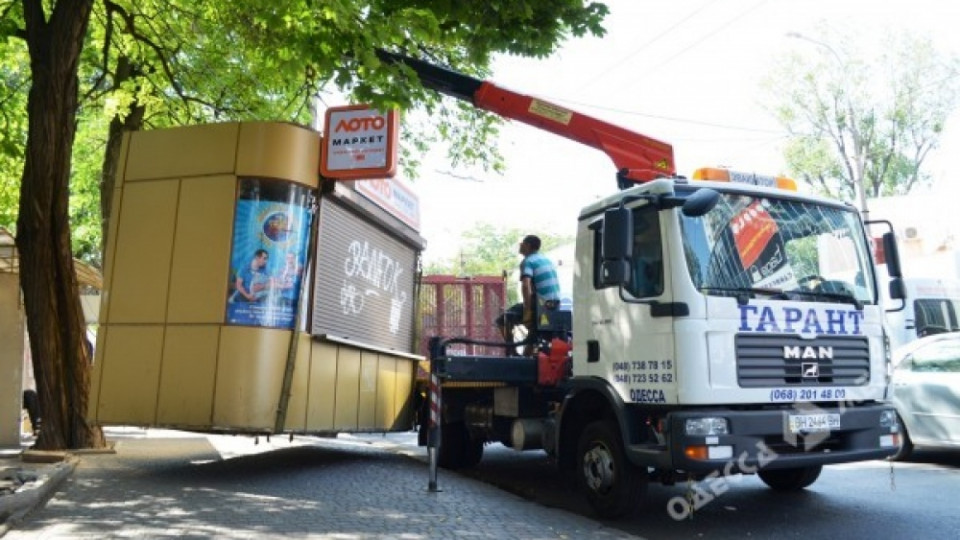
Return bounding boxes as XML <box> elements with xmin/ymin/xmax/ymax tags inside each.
<box><xmin>0</xmin><ymin>0</ymin><xmax>610</xmax><ymax>263</ymax></box>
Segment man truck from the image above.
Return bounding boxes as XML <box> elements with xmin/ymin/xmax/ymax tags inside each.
<box><xmin>376</xmin><ymin>50</ymin><xmax>906</xmax><ymax>518</ymax></box>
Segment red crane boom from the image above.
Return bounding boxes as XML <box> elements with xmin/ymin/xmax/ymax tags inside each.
<box><xmin>376</xmin><ymin>50</ymin><xmax>676</xmax><ymax>187</ymax></box>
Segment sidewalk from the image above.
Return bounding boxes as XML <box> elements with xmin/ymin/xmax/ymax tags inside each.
<box><xmin>1</xmin><ymin>429</ymin><xmax>640</xmax><ymax>539</ymax></box>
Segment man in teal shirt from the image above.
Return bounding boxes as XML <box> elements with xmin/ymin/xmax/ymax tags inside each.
<box><xmin>496</xmin><ymin>235</ymin><xmax>561</xmax><ymax>350</ymax></box>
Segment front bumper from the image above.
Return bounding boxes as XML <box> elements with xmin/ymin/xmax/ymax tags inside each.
<box><xmin>660</xmin><ymin>403</ymin><xmax>899</xmax><ymax>473</ymax></box>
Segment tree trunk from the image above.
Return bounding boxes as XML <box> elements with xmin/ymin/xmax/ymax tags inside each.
<box><xmin>100</xmin><ymin>55</ymin><xmax>146</xmax><ymax>249</ymax></box>
<box><xmin>16</xmin><ymin>0</ymin><xmax>104</xmax><ymax>450</ymax></box>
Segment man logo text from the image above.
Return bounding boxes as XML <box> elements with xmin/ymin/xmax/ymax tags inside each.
<box><xmin>784</xmin><ymin>346</ymin><xmax>833</xmax><ymax>360</ymax></box>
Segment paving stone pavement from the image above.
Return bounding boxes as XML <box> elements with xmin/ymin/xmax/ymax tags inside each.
<box><xmin>1</xmin><ymin>429</ymin><xmax>640</xmax><ymax>539</ymax></box>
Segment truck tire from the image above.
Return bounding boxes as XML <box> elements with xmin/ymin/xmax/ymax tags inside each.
<box><xmin>576</xmin><ymin>419</ymin><xmax>646</xmax><ymax>519</ymax></box>
<box><xmin>439</xmin><ymin>422</ymin><xmax>483</xmax><ymax>469</ymax></box>
<box><xmin>758</xmin><ymin>465</ymin><xmax>822</xmax><ymax>491</ymax></box>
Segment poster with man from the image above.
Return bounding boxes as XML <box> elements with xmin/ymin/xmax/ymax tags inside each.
<box><xmin>225</xmin><ymin>178</ymin><xmax>313</xmax><ymax>328</ymax></box>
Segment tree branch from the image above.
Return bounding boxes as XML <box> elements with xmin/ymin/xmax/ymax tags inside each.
<box><xmin>81</xmin><ymin>3</ymin><xmax>113</xmax><ymax>103</ymax></box>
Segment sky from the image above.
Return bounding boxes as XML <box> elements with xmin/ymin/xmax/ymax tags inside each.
<box><xmin>410</xmin><ymin>0</ymin><xmax>960</xmax><ymax>266</ymax></box>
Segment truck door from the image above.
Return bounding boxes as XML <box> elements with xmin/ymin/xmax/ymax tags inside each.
<box><xmin>580</xmin><ymin>202</ymin><xmax>676</xmax><ymax>405</ymax></box>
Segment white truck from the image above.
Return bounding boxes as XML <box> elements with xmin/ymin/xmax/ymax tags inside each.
<box><xmin>882</xmin><ymin>276</ymin><xmax>960</xmax><ymax>351</ymax></box>
<box><xmin>377</xmin><ymin>50</ymin><xmax>906</xmax><ymax>518</ymax></box>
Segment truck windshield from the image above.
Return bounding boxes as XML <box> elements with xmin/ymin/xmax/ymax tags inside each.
<box><xmin>678</xmin><ymin>191</ymin><xmax>876</xmax><ymax>305</ymax></box>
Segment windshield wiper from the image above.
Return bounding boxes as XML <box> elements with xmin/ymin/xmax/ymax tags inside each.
<box><xmin>701</xmin><ymin>286</ymin><xmax>864</xmax><ymax>309</ymax></box>
<box><xmin>787</xmin><ymin>289</ymin><xmax>864</xmax><ymax>310</ymax></box>
<box><xmin>700</xmin><ymin>286</ymin><xmax>789</xmax><ymax>306</ymax></box>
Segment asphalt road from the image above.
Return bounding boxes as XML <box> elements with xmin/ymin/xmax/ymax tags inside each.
<box><xmin>454</xmin><ymin>444</ymin><xmax>960</xmax><ymax>540</ymax></box>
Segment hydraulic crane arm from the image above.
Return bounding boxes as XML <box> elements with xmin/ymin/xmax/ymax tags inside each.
<box><xmin>376</xmin><ymin>49</ymin><xmax>676</xmax><ymax>186</ymax></box>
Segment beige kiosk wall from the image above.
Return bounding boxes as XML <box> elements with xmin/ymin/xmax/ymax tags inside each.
<box><xmin>90</xmin><ymin>122</ymin><xmax>417</xmax><ymax>433</ymax></box>
<box><xmin>0</xmin><ymin>267</ymin><xmax>23</xmax><ymax>448</ymax></box>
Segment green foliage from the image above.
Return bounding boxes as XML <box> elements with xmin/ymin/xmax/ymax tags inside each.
<box><xmin>426</xmin><ymin>223</ymin><xmax>573</xmax><ymax>305</ymax></box>
<box><xmin>0</xmin><ymin>28</ymin><xmax>28</xmax><ymax>232</ymax></box>
<box><xmin>0</xmin><ymin>0</ymin><xmax>610</xmax><ymax>263</ymax></box>
<box><xmin>764</xmin><ymin>29</ymin><xmax>960</xmax><ymax>203</ymax></box>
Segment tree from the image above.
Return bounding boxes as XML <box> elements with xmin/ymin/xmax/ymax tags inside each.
<box><xmin>13</xmin><ymin>0</ymin><xmax>103</xmax><ymax>450</ymax></box>
<box><xmin>426</xmin><ymin>224</ymin><xmax>572</xmax><ymax>304</ymax></box>
<box><xmin>765</xmin><ymin>29</ymin><xmax>960</xmax><ymax>212</ymax></box>
<box><xmin>1</xmin><ymin>0</ymin><xmax>609</xmax><ymax>450</ymax></box>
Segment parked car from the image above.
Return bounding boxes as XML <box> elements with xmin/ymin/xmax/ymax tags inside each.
<box><xmin>889</xmin><ymin>331</ymin><xmax>960</xmax><ymax>460</ymax></box>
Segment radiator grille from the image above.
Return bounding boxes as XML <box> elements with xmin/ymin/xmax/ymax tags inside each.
<box><xmin>736</xmin><ymin>334</ymin><xmax>870</xmax><ymax>387</ymax></box>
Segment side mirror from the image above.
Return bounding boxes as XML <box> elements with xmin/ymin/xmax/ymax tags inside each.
<box><xmin>888</xmin><ymin>277</ymin><xmax>906</xmax><ymax>300</ymax></box>
<box><xmin>886</xmin><ymin>277</ymin><xmax>906</xmax><ymax>313</ymax></box>
<box><xmin>681</xmin><ymin>188</ymin><xmax>720</xmax><ymax>217</ymax></box>
<box><xmin>882</xmin><ymin>231</ymin><xmax>903</xmax><ymax>278</ymax></box>
<box><xmin>657</xmin><ymin>188</ymin><xmax>721</xmax><ymax>216</ymax></box>
<box><xmin>600</xmin><ymin>206</ymin><xmax>632</xmax><ymax>287</ymax></box>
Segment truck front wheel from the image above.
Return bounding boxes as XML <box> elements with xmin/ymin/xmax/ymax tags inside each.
<box><xmin>575</xmin><ymin>419</ymin><xmax>646</xmax><ymax>519</ymax></box>
<box><xmin>758</xmin><ymin>465</ymin><xmax>822</xmax><ymax>491</ymax></box>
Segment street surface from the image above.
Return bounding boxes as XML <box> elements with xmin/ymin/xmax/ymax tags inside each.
<box><xmin>2</xmin><ymin>429</ymin><xmax>631</xmax><ymax>540</ymax></box>
<box><xmin>3</xmin><ymin>429</ymin><xmax>959</xmax><ymax>539</ymax></box>
<box><xmin>460</xmin><ymin>443</ymin><xmax>960</xmax><ymax>539</ymax></box>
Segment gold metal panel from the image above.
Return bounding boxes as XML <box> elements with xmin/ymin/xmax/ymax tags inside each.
<box><xmin>167</xmin><ymin>176</ymin><xmax>236</xmax><ymax>323</ymax></box>
<box><xmin>100</xmin><ymin>127</ymin><xmax>128</xmax><ymax>322</ymax></box>
<box><xmin>0</xmin><ymin>274</ymin><xmax>23</xmax><ymax>446</ymax></box>
<box><xmin>357</xmin><ymin>351</ymin><xmax>378</xmax><ymax>429</ymax></box>
<box><xmin>306</xmin><ymin>340</ymin><xmax>337</xmax><ymax>430</ymax></box>
<box><xmin>125</xmin><ymin>123</ymin><xmax>239</xmax><ymax>182</ymax></box>
<box><xmin>394</xmin><ymin>359</ymin><xmax>416</xmax><ymax>430</ymax></box>
<box><xmin>156</xmin><ymin>325</ymin><xmax>219</xmax><ymax>426</ymax></box>
<box><xmin>236</xmin><ymin>123</ymin><xmax>320</xmax><ymax>188</ymax></box>
<box><xmin>96</xmin><ymin>325</ymin><xmax>164</xmax><ymax>424</ymax></box>
<box><xmin>114</xmin><ymin>128</ymin><xmax>130</xmax><ymax>189</ymax></box>
<box><xmin>109</xmin><ymin>180</ymin><xmax>179</xmax><ymax>323</ymax></box>
<box><xmin>87</xmin><ymin>325</ymin><xmax>109</xmax><ymax>422</ymax></box>
<box><xmin>334</xmin><ymin>347</ymin><xmax>361</xmax><ymax>430</ymax></box>
<box><xmin>282</xmin><ymin>332</ymin><xmax>312</xmax><ymax>432</ymax></box>
<box><xmin>213</xmin><ymin>326</ymin><xmax>291</xmax><ymax>430</ymax></box>
<box><xmin>375</xmin><ymin>356</ymin><xmax>398</xmax><ymax>429</ymax></box>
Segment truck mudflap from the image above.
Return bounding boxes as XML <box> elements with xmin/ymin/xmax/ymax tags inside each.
<box><xmin>660</xmin><ymin>403</ymin><xmax>900</xmax><ymax>474</ymax></box>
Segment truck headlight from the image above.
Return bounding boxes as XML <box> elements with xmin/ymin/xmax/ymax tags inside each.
<box><xmin>685</xmin><ymin>417</ymin><xmax>729</xmax><ymax>436</ymax></box>
<box><xmin>879</xmin><ymin>409</ymin><xmax>898</xmax><ymax>429</ymax></box>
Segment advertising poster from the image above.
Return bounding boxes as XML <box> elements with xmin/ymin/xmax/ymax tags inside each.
<box><xmin>225</xmin><ymin>178</ymin><xmax>313</xmax><ymax>329</ymax></box>
<box><xmin>730</xmin><ymin>200</ymin><xmax>797</xmax><ymax>289</ymax></box>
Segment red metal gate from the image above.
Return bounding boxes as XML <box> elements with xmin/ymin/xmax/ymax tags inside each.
<box><xmin>418</xmin><ymin>275</ymin><xmax>507</xmax><ymax>357</ymax></box>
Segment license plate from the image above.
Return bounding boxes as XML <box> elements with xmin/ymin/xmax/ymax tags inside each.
<box><xmin>788</xmin><ymin>413</ymin><xmax>840</xmax><ymax>433</ymax></box>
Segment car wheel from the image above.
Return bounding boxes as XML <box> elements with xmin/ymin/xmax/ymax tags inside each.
<box><xmin>758</xmin><ymin>465</ymin><xmax>822</xmax><ymax>491</ymax></box>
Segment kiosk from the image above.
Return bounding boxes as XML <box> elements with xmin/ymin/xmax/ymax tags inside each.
<box><xmin>89</xmin><ymin>122</ymin><xmax>424</xmax><ymax>434</ymax></box>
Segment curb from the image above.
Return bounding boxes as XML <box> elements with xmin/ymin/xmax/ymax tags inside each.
<box><xmin>0</xmin><ymin>456</ymin><xmax>77</xmax><ymax>537</ymax></box>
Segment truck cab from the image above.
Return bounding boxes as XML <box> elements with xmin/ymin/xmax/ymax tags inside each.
<box><xmin>882</xmin><ymin>276</ymin><xmax>960</xmax><ymax>351</ymax></box>
<box><xmin>558</xmin><ymin>169</ymin><xmax>901</xmax><ymax>513</ymax></box>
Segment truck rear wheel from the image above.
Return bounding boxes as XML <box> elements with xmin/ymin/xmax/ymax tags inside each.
<box><xmin>439</xmin><ymin>422</ymin><xmax>483</xmax><ymax>469</ymax></box>
<box><xmin>576</xmin><ymin>419</ymin><xmax>646</xmax><ymax>519</ymax></box>
<box><xmin>758</xmin><ymin>465</ymin><xmax>822</xmax><ymax>491</ymax></box>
